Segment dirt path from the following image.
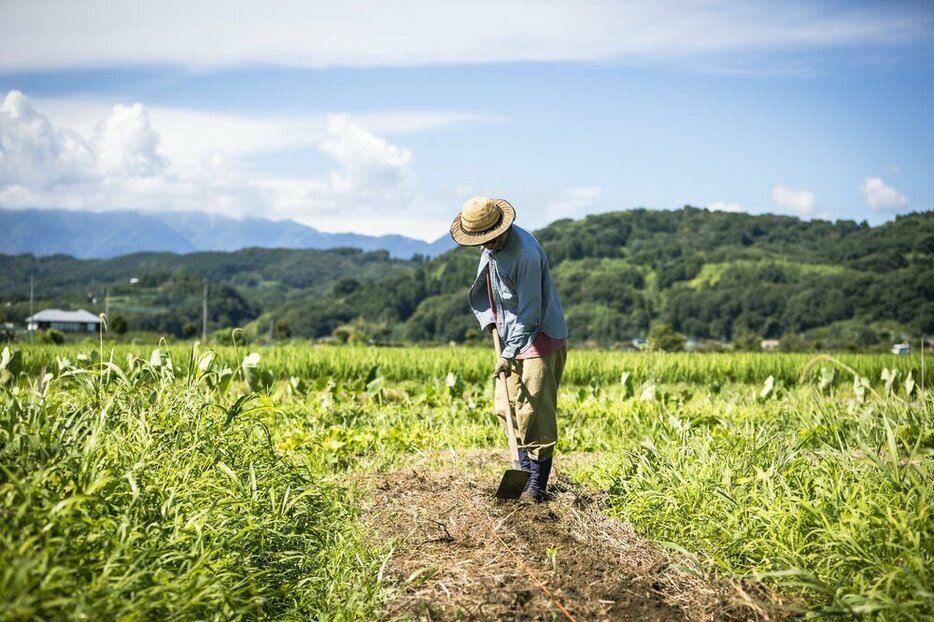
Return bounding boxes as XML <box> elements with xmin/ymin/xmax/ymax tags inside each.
<box><xmin>358</xmin><ymin>450</ymin><xmax>792</xmax><ymax>621</ymax></box>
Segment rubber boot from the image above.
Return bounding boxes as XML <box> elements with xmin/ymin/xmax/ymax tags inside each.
<box><xmin>520</xmin><ymin>456</ymin><xmax>553</xmax><ymax>503</ymax></box>
<box><xmin>517</xmin><ymin>448</ymin><xmax>533</xmax><ymax>494</ymax></box>
<box><xmin>533</xmin><ymin>457</ymin><xmax>553</xmax><ymax>501</ymax></box>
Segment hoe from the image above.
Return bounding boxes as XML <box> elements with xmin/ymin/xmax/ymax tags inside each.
<box><xmin>493</xmin><ymin>331</ymin><xmax>530</xmax><ymax>498</ymax></box>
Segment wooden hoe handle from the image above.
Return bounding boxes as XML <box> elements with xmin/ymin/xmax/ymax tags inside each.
<box><xmin>493</xmin><ymin>330</ymin><xmax>523</xmax><ymax>471</ymax></box>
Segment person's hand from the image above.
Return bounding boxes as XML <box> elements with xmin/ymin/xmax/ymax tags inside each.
<box><xmin>494</xmin><ymin>356</ymin><xmax>514</xmax><ymax>378</ymax></box>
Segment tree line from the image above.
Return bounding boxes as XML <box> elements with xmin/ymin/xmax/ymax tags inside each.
<box><xmin>2</xmin><ymin>207</ymin><xmax>931</xmax><ymax>350</ymax></box>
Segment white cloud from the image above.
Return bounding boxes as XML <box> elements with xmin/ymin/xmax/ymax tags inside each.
<box><xmin>0</xmin><ymin>1</ymin><xmax>927</xmax><ymax>71</ymax></box>
<box><xmin>254</xmin><ymin>114</ymin><xmax>422</xmax><ymax>235</ymax></box>
<box><xmin>92</xmin><ymin>103</ymin><xmax>168</xmax><ymax>178</ymax></box>
<box><xmin>0</xmin><ymin>90</ymin><xmax>274</xmax><ymax>215</ymax></box>
<box><xmin>1</xmin><ymin>92</ymin><xmax>171</xmax><ymax>187</ymax></box>
<box><xmin>860</xmin><ymin>176</ymin><xmax>910</xmax><ymax>211</ymax></box>
<box><xmin>0</xmin><ymin>90</ymin><xmax>463</xmax><ymax>240</ymax></box>
<box><xmin>708</xmin><ymin>201</ymin><xmax>745</xmax><ymax>213</ymax></box>
<box><xmin>31</xmin><ymin>96</ymin><xmax>490</xmax><ymax>170</ymax></box>
<box><xmin>544</xmin><ymin>186</ymin><xmax>603</xmax><ymax>221</ymax></box>
<box><xmin>319</xmin><ymin>114</ymin><xmax>413</xmax><ymax>191</ymax></box>
<box><xmin>257</xmin><ymin>115</ymin><xmax>446</xmax><ymax>237</ymax></box>
<box><xmin>771</xmin><ymin>185</ymin><xmax>815</xmax><ymax>215</ymax></box>
<box><xmin>0</xmin><ymin>90</ymin><xmax>96</xmax><ymax>187</ymax></box>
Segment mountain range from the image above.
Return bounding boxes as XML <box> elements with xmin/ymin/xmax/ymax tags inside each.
<box><xmin>0</xmin><ymin>209</ymin><xmax>455</xmax><ymax>259</ymax></box>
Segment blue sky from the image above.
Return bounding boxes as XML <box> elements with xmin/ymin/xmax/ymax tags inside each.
<box><xmin>0</xmin><ymin>1</ymin><xmax>932</xmax><ymax>241</ymax></box>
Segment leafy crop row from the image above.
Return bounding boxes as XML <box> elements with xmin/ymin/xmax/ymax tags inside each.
<box><xmin>2</xmin><ymin>343</ymin><xmax>931</xmax><ymax>619</ymax></box>
<box><xmin>0</xmin><ymin>346</ymin><xmax>380</xmax><ymax>619</ymax></box>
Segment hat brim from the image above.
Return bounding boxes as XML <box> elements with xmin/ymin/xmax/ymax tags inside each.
<box><xmin>450</xmin><ymin>199</ymin><xmax>516</xmax><ymax>246</ymax></box>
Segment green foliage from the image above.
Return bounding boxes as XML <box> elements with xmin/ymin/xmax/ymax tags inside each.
<box><xmin>333</xmin><ymin>323</ymin><xmax>368</xmax><ymax>345</ymax></box>
<box><xmin>368</xmin><ymin>209</ymin><xmax>933</xmax><ymax>345</ymax></box>
<box><xmin>647</xmin><ymin>323</ymin><xmax>685</xmax><ymax>352</ymax></box>
<box><xmin>2</xmin><ymin>343</ymin><xmax>933</xmax><ymax>618</ymax></box>
<box><xmin>732</xmin><ymin>330</ymin><xmax>762</xmax><ymax>352</ymax></box>
<box><xmin>2</xmin><ymin>209</ymin><xmax>931</xmax><ymax>346</ymax></box>
<box><xmin>35</xmin><ymin>328</ymin><xmax>65</xmax><ymax>344</ymax></box>
<box><xmin>597</xmin><ymin>386</ymin><xmax>932</xmax><ymax>619</ymax></box>
<box><xmin>0</xmin><ymin>345</ymin><xmax>381</xmax><ymax>619</ymax></box>
<box><xmin>1</xmin><ymin>246</ymin><xmax>411</xmax><ymax>340</ymax></box>
<box><xmin>109</xmin><ymin>313</ymin><xmax>128</xmax><ymax>334</ymax></box>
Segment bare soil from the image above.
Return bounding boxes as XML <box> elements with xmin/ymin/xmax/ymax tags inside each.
<box><xmin>358</xmin><ymin>450</ymin><xmax>795</xmax><ymax>621</ymax></box>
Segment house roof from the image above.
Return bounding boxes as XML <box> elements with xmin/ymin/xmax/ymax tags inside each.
<box><xmin>26</xmin><ymin>309</ymin><xmax>101</xmax><ymax>323</ymax></box>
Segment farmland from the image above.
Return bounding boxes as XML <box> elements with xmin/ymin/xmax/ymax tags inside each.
<box><xmin>1</xmin><ymin>343</ymin><xmax>931</xmax><ymax>619</ymax></box>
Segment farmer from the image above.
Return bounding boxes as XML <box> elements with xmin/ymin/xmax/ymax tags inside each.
<box><xmin>450</xmin><ymin>197</ymin><xmax>568</xmax><ymax>503</ymax></box>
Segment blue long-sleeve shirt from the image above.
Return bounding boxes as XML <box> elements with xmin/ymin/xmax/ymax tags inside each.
<box><xmin>467</xmin><ymin>225</ymin><xmax>568</xmax><ymax>359</ymax></box>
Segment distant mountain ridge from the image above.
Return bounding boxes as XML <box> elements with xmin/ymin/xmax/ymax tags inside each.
<box><xmin>0</xmin><ymin>209</ymin><xmax>455</xmax><ymax>259</ymax></box>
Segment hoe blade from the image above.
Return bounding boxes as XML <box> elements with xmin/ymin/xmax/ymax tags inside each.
<box><xmin>495</xmin><ymin>469</ymin><xmax>530</xmax><ymax>499</ymax></box>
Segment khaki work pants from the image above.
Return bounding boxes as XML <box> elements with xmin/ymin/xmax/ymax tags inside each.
<box><xmin>495</xmin><ymin>345</ymin><xmax>567</xmax><ymax>461</ymax></box>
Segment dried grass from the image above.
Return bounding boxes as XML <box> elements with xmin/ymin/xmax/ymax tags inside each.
<box><xmin>358</xmin><ymin>450</ymin><xmax>797</xmax><ymax>621</ymax></box>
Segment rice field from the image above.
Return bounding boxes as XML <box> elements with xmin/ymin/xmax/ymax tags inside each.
<box><xmin>1</xmin><ymin>342</ymin><xmax>931</xmax><ymax>619</ymax></box>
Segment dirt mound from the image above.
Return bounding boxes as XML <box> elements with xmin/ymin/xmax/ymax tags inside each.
<box><xmin>359</xmin><ymin>451</ymin><xmax>791</xmax><ymax>621</ymax></box>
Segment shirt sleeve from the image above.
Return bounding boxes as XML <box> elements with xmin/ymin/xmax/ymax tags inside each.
<box><xmin>501</xmin><ymin>252</ymin><xmax>543</xmax><ymax>359</ymax></box>
<box><xmin>468</xmin><ymin>260</ymin><xmax>495</xmax><ymax>332</ymax></box>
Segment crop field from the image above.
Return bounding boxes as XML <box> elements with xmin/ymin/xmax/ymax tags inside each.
<box><xmin>1</xmin><ymin>342</ymin><xmax>931</xmax><ymax>620</ymax></box>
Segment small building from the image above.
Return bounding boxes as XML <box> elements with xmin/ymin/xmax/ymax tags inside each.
<box><xmin>761</xmin><ymin>339</ymin><xmax>781</xmax><ymax>351</ymax></box>
<box><xmin>891</xmin><ymin>343</ymin><xmax>911</xmax><ymax>356</ymax></box>
<box><xmin>26</xmin><ymin>309</ymin><xmax>101</xmax><ymax>333</ymax></box>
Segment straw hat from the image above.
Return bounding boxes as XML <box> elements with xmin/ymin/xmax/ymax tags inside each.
<box><xmin>450</xmin><ymin>196</ymin><xmax>516</xmax><ymax>246</ymax></box>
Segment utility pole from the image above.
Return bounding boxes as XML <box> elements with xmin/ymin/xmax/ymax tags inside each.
<box><xmin>105</xmin><ymin>288</ymin><xmax>110</xmax><ymax>320</ymax></box>
<box><xmin>29</xmin><ymin>273</ymin><xmax>34</xmax><ymax>343</ymax></box>
<box><xmin>202</xmin><ymin>280</ymin><xmax>208</xmax><ymax>344</ymax></box>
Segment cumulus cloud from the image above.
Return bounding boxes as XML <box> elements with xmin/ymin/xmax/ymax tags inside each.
<box><xmin>32</xmin><ymin>96</ymin><xmax>489</xmax><ymax>172</ymax></box>
<box><xmin>319</xmin><ymin>114</ymin><xmax>413</xmax><ymax>192</ymax></box>
<box><xmin>0</xmin><ymin>90</ymin><xmax>270</xmax><ymax>215</ymax></box>
<box><xmin>860</xmin><ymin>176</ymin><xmax>909</xmax><ymax>211</ymax></box>
<box><xmin>260</xmin><ymin>115</ymin><xmax>423</xmax><ymax>234</ymax></box>
<box><xmin>0</xmin><ymin>90</ymin><xmax>456</xmax><ymax>238</ymax></box>
<box><xmin>0</xmin><ymin>90</ymin><xmax>507</xmax><ymax>239</ymax></box>
<box><xmin>771</xmin><ymin>185</ymin><xmax>815</xmax><ymax>215</ymax></box>
<box><xmin>92</xmin><ymin>103</ymin><xmax>168</xmax><ymax>178</ymax></box>
<box><xmin>0</xmin><ymin>91</ymin><xmax>169</xmax><ymax>187</ymax></box>
<box><xmin>0</xmin><ymin>90</ymin><xmax>96</xmax><ymax>187</ymax></box>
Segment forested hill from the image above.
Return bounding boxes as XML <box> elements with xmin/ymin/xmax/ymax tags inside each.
<box><xmin>2</xmin><ymin>207</ymin><xmax>932</xmax><ymax>349</ymax></box>
<box><xmin>301</xmin><ymin>207</ymin><xmax>933</xmax><ymax>348</ymax></box>
<box><xmin>0</xmin><ymin>247</ymin><xmax>412</xmax><ymax>338</ymax></box>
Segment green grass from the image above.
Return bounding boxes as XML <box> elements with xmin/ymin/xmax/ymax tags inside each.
<box><xmin>15</xmin><ymin>343</ymin><xmax>930</xmax><ymax>388</ymax></box>
<box><xmin>687</xmin><ymin>259</ymin><xmax>847</xmax><ymax>288</ymax></box>
<box><xmin>2</xmin><ymin>343</ymin><xmax>931</xmax><ymax>619</ymax></box>
<box><xmin>573</xmin><ymin>385</ymin><xmax>932</xmax><ymax>618</ymax></box>
<box><xmin>0</xmin><ymin>346</ymin><xmax>380</xmax><ymax>620</ymax></box>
